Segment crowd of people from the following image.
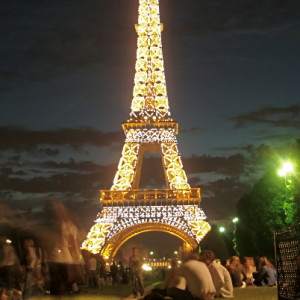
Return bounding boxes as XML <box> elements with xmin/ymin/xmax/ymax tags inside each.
<box><xmin>0</xmin><ymin>237</ymin><xmax>278</xmax><ymax>300</ymax></box>
<box><xmin>148</xmin><ymin>251</ymin><xmax>277</xmax><ymax>300</ymax></box>
<box><xmin>0</xmin><ymin>200</ymin><xmax>277</xmax><ymax>300</ymax></box>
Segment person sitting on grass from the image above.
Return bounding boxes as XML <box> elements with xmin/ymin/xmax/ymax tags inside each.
<box><xmin>199</xmin><ymin>250</ymin><xmax>233</xmax><ymax>298</ymax></box>
<box><xmin>253</xmin><ymin>257</ymin><xmax>277</xmax><ymax>286</ymax></box>
<box><xmin>242</xmin><ymin>257</ymin><xmax>256</xmax><ymax>285</ymax></box>
<box><xmin>167</xmin><ymin>252</ymin><xmax>215</xmax><ymax>300</ymax></box>
<box><xmin>226</xmin><ymin>256</ymin><xmax>247</xmax><ymax>288</ymax></box>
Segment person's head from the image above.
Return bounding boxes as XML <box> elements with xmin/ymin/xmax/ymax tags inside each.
<box><xmin>259</xmin><ymin>256</ymin><xmax>275</xmax><ymax>269</ymax></box>
<box><xmin>132</xmin><ymin>247</ymin><xmax>138</xmax><ymax>256</ymax></box>
<box><xmin>229</xmin><ymin>256</ymin><xmax>240</xmax><ymax>265</ymax></box>
<box><xmin>244</xmin><ymin>257</ymin><xmax>255</xmax><ymax>267</ymax></box>
<box><xmin>229</xmin><ymin>256</ymin><xmax>241</xmax><ymax>270</ymax></box>
<box><xmin>199</xmin><ymin>250</ymin><xmax>215</xmax><ymax>266</ymax></box>
<box><xmin>24</xmin><ymin>239</ymin><xmax>34</xmax><ymax>248</ymax></box>
<box><xmin>186</xmin><ymin>252</ymin><xmax>199</xmax><ymax>261</ymax></box>
<box><xmin>222</xmin><ymin>259</ymin><xmax>230</xmax><ymax>267</ymax></box>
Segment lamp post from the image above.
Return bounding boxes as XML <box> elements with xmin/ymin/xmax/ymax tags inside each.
<box><xmin>275</xmin><ymin>162</ymin><xmax>294</xmax><ymax>269</ymax></box>
<box><xmin>232</xmin><ymin>217</ymin><xmax>239</xmax><ymax>255</ymax></box>
<box><xmin>277</xmin><ymin>161</ymin><xmax>294</xmax><ymax>223</ymax></box>
<box><xmin>277</xmin><ymin>161</ymin><xmax>294</xmax><ymax>201</ymax></box>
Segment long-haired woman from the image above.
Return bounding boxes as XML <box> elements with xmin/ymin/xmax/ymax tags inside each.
<box><xmin>254</xmin><ymin>257</ymin><xmax>276</xmax><ymax>286</ymax></box>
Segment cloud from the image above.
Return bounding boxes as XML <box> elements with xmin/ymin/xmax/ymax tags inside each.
<box><xmin>184</xmin><ymin>154</ymin><xmax>247</xmax><ymax>176</ymax></box>
<box><xmin>181</xmin><ymin>127</ymin><xmax>201</xmax><ymax>134</ymax></box>
<box><xmin>201</xmin><ymin>177</ymin><xmax>251</xmax><ymax>219</ymax></box>
<box><xmin>38</xmin><ymin>148</ymin><xmax>60</xmax><ymax>157</ymax></box>
<box><xmin>39</xmin><ymin>159</ymin><xmax>104</xmax><ymax>172</ymax></box>
<box><xmin>228</xmin><ymin>105</ymin><xmax>300</xmax><ymax>129</ymax></box>
<box><xmin>0</xmin><ymin>168</ymin><xmax>113</xmax><ymax>194</ymax></box>
<box><xmin>0</xmin><ymin>126</ymin><xmax>122</xmax><ymax>151</ymax></box>
<box><xmin>170</xmin><ymin>0</ymin><xmax>300</xmax><ymax>37</ymax></box>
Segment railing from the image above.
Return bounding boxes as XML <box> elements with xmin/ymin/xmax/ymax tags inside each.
<box><xmin>100</xmin><ymin>188</ymin><xmax>201</xmax><ymax>207</ymax></box>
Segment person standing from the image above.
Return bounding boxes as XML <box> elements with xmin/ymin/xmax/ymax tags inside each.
<box><xmin>87</xmin><ymin>254</ymin><xmax>98</xmax><ymax>288</ymax></box>
<box><xmin>110</xmin><ymin>260</ymin><xmax>118</xmax><ymax>285</ymax></box>
<box><xmin>165</xmin><ymin>259</ymin><xmax>180</xmax><ymax>288</ymax></box>
<box><xmin>23</xmin><ymin>239</ymin><xmax>38</xmax><ymax>298</ymax></box>
<box><xmin>199</xmin><ymin>250</ymin><xmax>233</xmax><ymax>298</ymax></box>
<box><xmin>129</xmin><ymin>247</ymin><xmax>144</xmax><ymax>298</ymax></box>
<box><xmin>0</xmin><ymin>237</ymin><xmax>18</xmax><ymax>299</ymax></box>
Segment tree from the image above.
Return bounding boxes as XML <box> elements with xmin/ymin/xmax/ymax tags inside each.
<box><xmin>235</xmin><ymin>142</ymin><xmax>300</xmax><ymax>258</ymax></box>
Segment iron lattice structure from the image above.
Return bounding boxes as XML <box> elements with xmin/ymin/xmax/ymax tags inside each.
<box><xmin>82</xmin><ymin>0</ymin><xmax>211</xmax><ymax>257</ymax></box>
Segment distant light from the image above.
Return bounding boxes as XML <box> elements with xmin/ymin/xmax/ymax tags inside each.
<box><xmin>57</xmin><ymin>249</ymin><xmax>61</xmax><ymax>253</ymax></box>
<box><xmin>178</xmin><ymin>260</ymin><xmax>182</xmax><ymax>264</ymax></box>
<box><xmin>174</xmin><ymin>251</ymin><xmax>178</xmax><ymax>255</ymax></box>
<box><xmin>219</xmin><ymin>226</ymin><xmax>225</xmax><ymax>233</ymax></box>
<box><xmin>232</xmin><ymin>217</ymin><xmax>239</xmax><ymax>223</ymax></box>
<box><xmin>150</xmin><ymin>251</ymin><xmax>154</xmax><ymax>255</ymax></box>
<box><xmin>142</xmin><ymin>264</ymin><xmax>152</xmax><ymax>271</ymax></box>
<box><xmin>6</xmin><ymin>239</ymin><xmax>12</xmax><ymax>244</ymax></box>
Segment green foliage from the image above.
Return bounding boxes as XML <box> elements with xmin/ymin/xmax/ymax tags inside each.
<box><xmin>235</xmin><ymin>142</ymin><xmax>300</xmax><ymax>258</ymax></box>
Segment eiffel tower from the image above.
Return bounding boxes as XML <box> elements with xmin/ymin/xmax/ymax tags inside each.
<box><xmin>82</xmin><ymin>0</ymin><xmax>211</xmax><ymax>258</ymax></box>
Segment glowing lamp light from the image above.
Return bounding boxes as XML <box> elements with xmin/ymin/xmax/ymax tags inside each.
<box><xmin>150</xmin><ymin>251</ymin><xmax>154</xmax><ymax>255</ymax></box>
<box><xmin>232</xmin><ymin>217</ymin><xmax>239</xmax><ymax>223</ymax></box>
<box><xmin>142</xmin><ymin>264</ymin><xmax>152</xmax><ymax>271</ymax></box>
<box><xmin>6</xmin><ymin>239</ymin><xmax>12</xmax><ymax>244</ymax></box>
<box><xmin>219</xmin><ymin>226</ymin><xmax>225</xmax><ymax>233</ymax></box>
<box><xmin>278</xmin><ymin>162</ymin><xmax>294</xmax><ymax>177</ymax></box>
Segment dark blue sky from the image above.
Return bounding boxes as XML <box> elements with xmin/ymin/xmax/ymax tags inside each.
<box><xmin>1</xmin><ymin>0</ymin><xmax>300</xmax><ymax>229</ymax></box>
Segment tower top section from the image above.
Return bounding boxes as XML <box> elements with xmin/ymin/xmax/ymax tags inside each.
<box><xmin>128</xmin><ymin>0</ymin><xmax>172</xmax><ymax>125</ymax></box>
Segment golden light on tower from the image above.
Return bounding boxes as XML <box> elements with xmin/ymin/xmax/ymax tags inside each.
<box><xmin>82</xmin><ymin>0</ymin><xmax>211</xmax><ymax>257</ymax></box>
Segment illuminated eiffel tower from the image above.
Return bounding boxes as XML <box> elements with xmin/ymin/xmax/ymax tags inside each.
<box><xmin>82</xmin><ymin>0</ymin><xmax>211</xmax><ymax>258</ymax></box>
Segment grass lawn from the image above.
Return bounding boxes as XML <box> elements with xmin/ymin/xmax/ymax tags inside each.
<box><xmin>234</xmin><ymin>286</ymin><xmax>277</xmax><ymax>300</ymax></box>
<box><xmin>31</xmin><ymin>285</ymin><xmax>132</xmax><ymax>300</ymax></box>
<box><xmin>30</xmin><ymin>284</ymin><xmax>278</xmax><ymax>300</ymax></box>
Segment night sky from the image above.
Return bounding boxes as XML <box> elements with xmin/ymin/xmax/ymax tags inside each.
<box><xmin>1</xmin><ymin>0</ymin><xmax>300</xmax><ymax>251</ymax></box>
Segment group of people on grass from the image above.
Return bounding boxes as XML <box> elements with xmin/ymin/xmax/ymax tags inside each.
<box><xmin>145</xmin><ymin>251</ymin><xmax>277</xmax><ymax>300</ymax></box>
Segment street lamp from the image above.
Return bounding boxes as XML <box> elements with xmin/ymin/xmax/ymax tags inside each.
<box><xmin>219</xmin><ymin>226</ymin><xmax>225</xmax><ymax>233</ymax></box>
<box><xmin>277</xmin><ymin>161</ymin><xmax>294</xmax><ymax>201</ymax></box>
<box><xmin>232</xmin><ymin>217</ymin><xmax>239</xmax><ymax>223</ymax></box>
<box><xmin>277</xmin><ymin>162</ymin><xmax>294</xmax><ymax>177</ymax></box>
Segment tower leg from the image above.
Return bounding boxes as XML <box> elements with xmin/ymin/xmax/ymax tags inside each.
<box><xmin>161</xmin><ymin>142</ymin><xmax>190</xmax><ymax>189</ymax></box>
<box><xmin>111</xmin><ymin>142</ymin><xmax>141</xmax><ymax>190</ymax></box>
